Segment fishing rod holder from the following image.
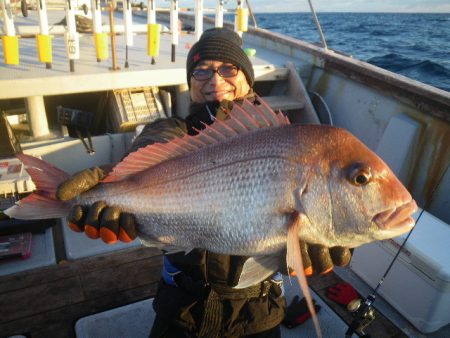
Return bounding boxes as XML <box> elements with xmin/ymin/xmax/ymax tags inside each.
<box><xmin>345</xmin><ymin>295</ymin><xmax>376</xmax><ymax>337</ymax></box>
<box><xmin>56</xmin><ymin>106</ymin><xmax>95</xmax><ymax>154</ymax></box>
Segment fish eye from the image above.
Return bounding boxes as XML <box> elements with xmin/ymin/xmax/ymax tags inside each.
<box><xmin>347</xmin><ymin>164</ymin><xmax>372</xmax><ymax>186</ymax></box>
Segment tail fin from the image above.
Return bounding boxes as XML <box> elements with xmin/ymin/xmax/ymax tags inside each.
<box><xmin>4</xmin><ymin>154</ymin><xmax>72</xmax><ymax>220</ymax></box>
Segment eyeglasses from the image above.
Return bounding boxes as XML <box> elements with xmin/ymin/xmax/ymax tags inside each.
<box><xmin>191</xmin><ymin>64</ymin><xmax>239</xmax><ymax>81</ymax></box>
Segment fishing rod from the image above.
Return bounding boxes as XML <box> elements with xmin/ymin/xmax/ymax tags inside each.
<box><xmin>92</xmin><ymin>0</ymin><xmax>108</xmax><ymax>62</ymax></box>
<box><xmin>245</xmin><ymin>0</ymin><xmax>257</xmax><ymax>28</ymax></box>
<box><xmin>65</xmin><ymin>0</ymin><xmax>79</xmax><ymax>72</ymax></box>
<box><xmin>345</xmin><ymin>160</ymin><xmax>450</xmax><ymax>337</ymax></box>
<box><xmin>147</xmin><ymin>0</ymin><xmax>159</xmax><ymax>65</ymax></box>
<box><xmin>37</xmin><ymin>0</ymin><xmax>52</xmax><ymax>69</ymax></box>
<box><xmin>124</xmin><ymin>0</ymin><xmax>133</xmax><ymax>68</ymax></box>
<box><xmin>1</xmin><ymin>0</ymin><xmax>19</xmax><ymax>65</ymax></box>
<box><xmin>170</xmin><ymin>0</ymin><xmax>178</xmax><ymax>62</ymax></box>
<box><xmin>235</xmin><ymin>0</ymin><xmax>248</xmax><ymax>34</ymax></box>
<box><xmin>307</xmin><ymin>0</ymin><xmax>328</xmax><ymax>50</ymax></box>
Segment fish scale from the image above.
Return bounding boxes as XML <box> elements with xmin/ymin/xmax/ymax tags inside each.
<box><xmin>81</xmin><ymin>126</ymin><xmax>300</xmax><ymax>255</ymax></box>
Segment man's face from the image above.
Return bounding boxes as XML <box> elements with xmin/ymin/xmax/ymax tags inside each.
<box><xmin>190</xmin><ymin>60</ymin><xmax>251</xmax><ymax>103</ymax></box>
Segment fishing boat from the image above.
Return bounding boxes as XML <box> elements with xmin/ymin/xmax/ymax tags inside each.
<box><xmin>0</xmin><ymin>1</ymin><xmax>449</xmax><ymax>337</ymax></box>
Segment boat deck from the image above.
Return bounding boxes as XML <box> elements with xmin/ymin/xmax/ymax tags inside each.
<box><xmin>0</xmin><ymin>240</ymin><xmax>401</xmax><ymax>338</ymax></box>
<box><xmin>74</xmin><ymin>265</ymin><xmax>450</xmax><ymax>338</ymax></box>
<box><xmin>75</xmin><ymin>275</ymin><xmax>353</xmax><ymax>338</ymax></box>
<box><xmin>0</xmin><ymin>10</ymin><xmax>298</xmax><ymax>99</ymax></box>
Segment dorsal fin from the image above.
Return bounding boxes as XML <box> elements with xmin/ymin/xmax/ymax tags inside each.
<box><xmin>103</xmin><ymin>96</ymin><xmax>290</xmax><ymax>182</ymax></box>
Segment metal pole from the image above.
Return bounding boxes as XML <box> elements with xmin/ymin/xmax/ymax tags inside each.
<box><xmin>194</xmin><ymin>0</ymin><xmax>203</xmax><ymax>41</ymax></box>
<box><xmin>307</xmin><ymin>0</ymin><xmax>328</xmax><ymax>50</ymax></box>
<box><xmin>124</xmin><ymin>0</ymin><xmax>133</xmax><ymax>68</ymax></box>
<box><xmin>37</xmin><ymin>0</ymin><xmax>52</xmax><ymax>68</ymax></box>
<box><xmin>215</xmin><ymin>0</ymin><xmax>224</xmax><ymax>28</ymax></box>
<box><xmin>148</xmin><ymin>0</ymin><xmax>157</xmax><ymax>64</ymax></box>
<box><xmin>1</xmin><ymin>0</ymin><xmax>15</xmax><ymax>36</ymax></box>
<box><xmin>92</xmin><ymin>0</ymin><xmax>103</xmax><ymax>62</ymax></box>
<box><xmin>65</xmin><ymin>0</ymin><xmax>79</xmax><ymax>72</ymax></box>
<box><xmin>170</xmin><ymin>0</ymin><xmax>178</xmax><ymax>62</ymax></box>
<box><xmin>245</xmin><ymin>0</ymin><xmax>257</xmax><ymax>28</ymax></box>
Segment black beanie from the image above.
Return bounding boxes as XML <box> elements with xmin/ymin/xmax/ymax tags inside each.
<box><xmin>186</xmin><ymin>28</ymin><xmax>255</xmax><ymax>87</ymax></box>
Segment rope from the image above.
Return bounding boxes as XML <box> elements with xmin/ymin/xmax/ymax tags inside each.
<box><xmin>311</xmin><ymin>91</ymin><xmax>333</xmax><ymax>125</ymax></box>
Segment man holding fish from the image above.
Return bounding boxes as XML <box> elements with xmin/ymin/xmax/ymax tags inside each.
<box><xmin>9</xmin><ymin>28</ymin><xmax>416</xmax><ymax>337</ymax></box>
<box><xmin>55</xmin><ymin>28</ymin><xmax>352</xmax><ymax>337</ymax></box>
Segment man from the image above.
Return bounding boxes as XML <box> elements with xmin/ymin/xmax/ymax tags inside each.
<box><xmin>58</xmin><ymin>28</ymin><xmax>351</xmax><ymax>337</ymax></box>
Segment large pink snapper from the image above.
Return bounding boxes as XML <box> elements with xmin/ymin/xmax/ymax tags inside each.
<box><xmin>5</xmin><ymin>99</ymin><xmax>417</xmax><ymax>337</ymax></box>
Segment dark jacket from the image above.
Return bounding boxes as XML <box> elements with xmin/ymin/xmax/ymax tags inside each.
<box><xmin>130</xmin><ymin>98</ymin><xmax>286</xmax><ymax>338</ymax></box>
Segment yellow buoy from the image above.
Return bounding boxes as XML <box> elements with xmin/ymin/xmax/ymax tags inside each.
<box><xmin>94</xmin><ymin>32</ymin><xmax>109</xmax><ymax>60</ymax></box>
<box><xmin>2</xmin><ymin>35</ymin><xmax>19</xmax><ymax>65</ymax></box>
<box><xmin>236</xmin><ymin>7</ymin><xmax>248</xmax><ymax>32</ymax></box>
<box><xmin>37</xmin><ymin>34</ymin><xmax>53</xmax><ymax>63</ymax></box>
<box><xmin>147</xmin><ymin>23</ymin><xmax>161</xmax><ymax>57</ymax></box>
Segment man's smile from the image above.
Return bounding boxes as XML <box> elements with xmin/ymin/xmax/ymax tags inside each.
<box><xmin>203</xmin><ymin>89</ymin><xmax>232</xmax><ymax>95</ymax></box>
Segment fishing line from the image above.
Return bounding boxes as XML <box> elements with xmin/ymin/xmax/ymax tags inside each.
<box><xmin>345</xmin><ymin>159</ymin><xmax>450</xmax><ymax>337</ymax></box>
<box><xmin>373</xmin><ymin>159</ymin><xmax>449</xmax><ymax>293</ymax></box>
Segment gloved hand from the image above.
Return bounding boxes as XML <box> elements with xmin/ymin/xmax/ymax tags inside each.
<box><xmin>56</xmin><ymin>166</ymin><xmax>137</xmax><ymax>244</ymax></box>
<box><xmin>326</xmin><ymin>282</ymin><xmax>359</xmax><ymax>306</ymax></box>
<box><xmin>283</xmin><ymin>295</ymin><xmax>321</xmax><ymax>329</ymax></box>
<box><xmin>287</xmin><ymin>242</ymin><xmax>352</xmax><ymax>277</ymax></box>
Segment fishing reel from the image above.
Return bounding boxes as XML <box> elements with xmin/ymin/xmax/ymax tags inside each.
<box><xmin>345</xmin><ymin>295</ymin><xmax>376</xmax><ymax>338</ymax></box>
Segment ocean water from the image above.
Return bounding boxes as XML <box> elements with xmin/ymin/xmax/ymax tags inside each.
<box><xmin>252</xmin><ymin>13</ymin><xmax>450</xmax><ymax>92</ymax></box>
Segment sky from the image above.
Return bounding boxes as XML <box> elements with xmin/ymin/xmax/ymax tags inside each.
<box><xmin>177</xmin><ymin>0</ymin><xmax>450</xmax><ymax>13</ymax></box>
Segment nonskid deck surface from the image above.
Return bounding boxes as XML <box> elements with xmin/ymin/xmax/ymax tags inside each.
<box><xmin>77</xmin><ymin>268</ymin><xmax>449</xmax><ymax>338</ymax></box>
<box><xmin>76</xmin><ymin>267</ymin><xmax>450</xmax><ymax>338</ymax></box>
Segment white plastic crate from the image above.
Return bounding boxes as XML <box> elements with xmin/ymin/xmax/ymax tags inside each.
<box><xmin>110</xmin><ymin>87</ymin><xmax>167</xmax><ymax>132</ymax></box>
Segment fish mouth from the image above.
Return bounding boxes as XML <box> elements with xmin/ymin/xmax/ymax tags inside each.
<box><xmin>373</xmin><ymin>199</ymin><xmax>418</xmax><ymax>234</ymax></box>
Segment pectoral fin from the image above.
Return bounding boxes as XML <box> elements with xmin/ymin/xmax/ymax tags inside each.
<box><xmin>138</xmin><ymin>233</ymin><xmax>186</xmax><ymax>254</ymax></box>
<box><xmin>235</xmin><ymin>255</ymin><xmax>281</xmax><ymax>289</ymax></box>
<box><xmin>287</xmin><ymin>210</ymin><xmax>323</xmax><ymax>338</ymax></box>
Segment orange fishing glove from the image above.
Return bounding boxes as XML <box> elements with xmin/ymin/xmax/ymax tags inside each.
<box><xmin>57</xmin><ymin>166</ymin><xmax>137</xmax><ymax>244</ymax></box>
<box><xmin>307</xmin><ymin>244</ymin><xmax>352</xmax><ymax>275</ymax></box>
<box><xmin>288</xmin><ymin>242</ymin><xmax>352</xmax><ymax>277</ymax></box>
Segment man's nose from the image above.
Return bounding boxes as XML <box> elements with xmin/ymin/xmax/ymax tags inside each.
<box><xmin>208</xmin><ymin>71</ymin><xmax>225</xmax><ymax>85</ymax></box>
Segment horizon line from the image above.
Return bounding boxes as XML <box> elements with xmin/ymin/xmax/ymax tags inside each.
<box><xmin>250</xmin><ymin>11</ymin><xmax>450</xmax><ymax>14</ymax></box>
